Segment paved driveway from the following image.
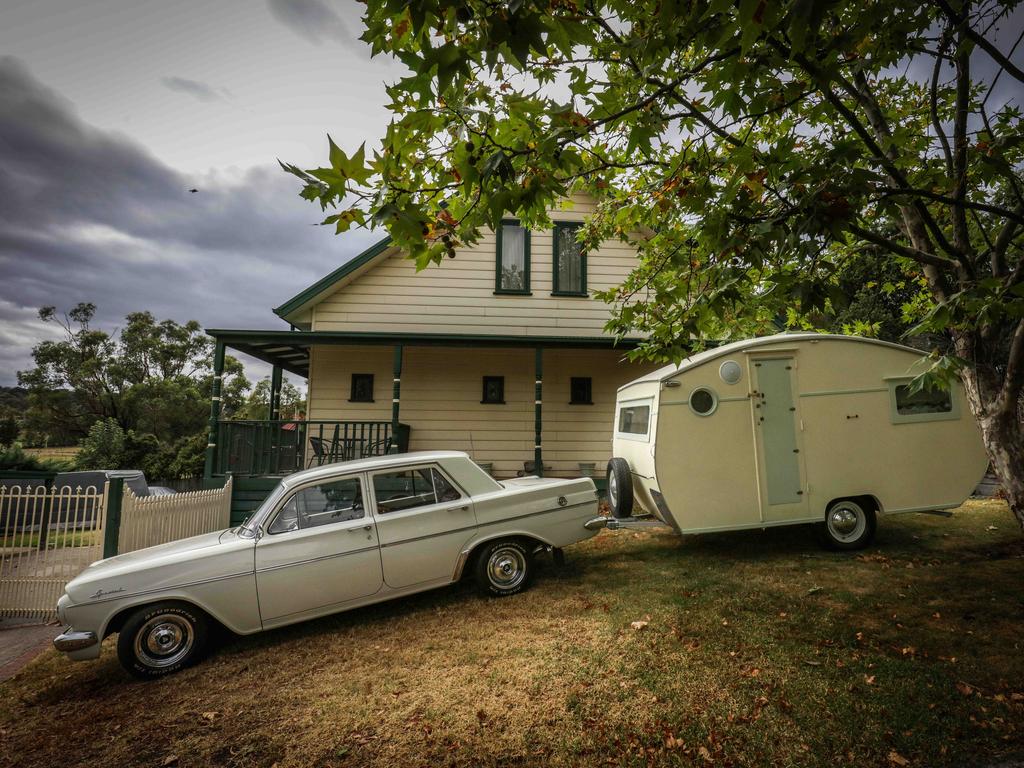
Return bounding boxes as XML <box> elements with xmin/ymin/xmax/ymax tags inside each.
<box><xmin>0</xmin><ymin>621</ymin><xmax>55</xmax><ymax>682</ymax></box>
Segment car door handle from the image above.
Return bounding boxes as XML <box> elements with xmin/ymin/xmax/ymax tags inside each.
<box><xmin>348</xmin><ymin>524</ymin><xmax>372</xmax><ymax>532</ymax></box>
<box><xmin>446</xmin><ymin>505</ymin><xmax>470</xmax><ymax>512</ymax></box>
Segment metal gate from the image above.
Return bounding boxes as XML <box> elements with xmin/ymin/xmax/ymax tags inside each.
<box><xmin>0</xmin><ymin>483</ymin><xmax>107</xmax><ymax>620</ymax></box>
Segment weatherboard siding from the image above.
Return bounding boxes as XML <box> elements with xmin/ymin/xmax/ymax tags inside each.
<box><xmin>310</xmin><ymin>196</ymin><xmax>638</xmax><ymax>337</ymax></box>
<box><xmin>307</xmin><ymin>345</ymin><xmax>655</xmax><ymax>478</ymax></box>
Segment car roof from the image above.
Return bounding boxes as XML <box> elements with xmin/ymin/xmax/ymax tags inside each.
<box><xmin>279</xmin><ymin>450</ymin><xmax>470</xmax><ymax>489</ymax></box>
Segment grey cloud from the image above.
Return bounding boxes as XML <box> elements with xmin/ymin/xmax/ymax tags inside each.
<box><xmin>267</xmin><ymin>0</ymin><xmax>358</xmax><ymax>47</ymax></box>
<box><xmin>0</xmin><ymin>56</ymin><xmax>379</xmax><ymax>385</ymax></box>
<box><xmin>160</xmin><ymin>76</ymin><xmax>231</xmax><ymax>103</ymax></box>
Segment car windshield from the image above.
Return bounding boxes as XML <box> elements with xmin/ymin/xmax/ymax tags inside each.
<box><xmin>237</xmin><ymin>482</ymin><xmax>287</xmax><ymax>538</ymax></box>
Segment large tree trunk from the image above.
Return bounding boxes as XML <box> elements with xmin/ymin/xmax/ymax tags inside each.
<box><xmin>957</xmin><ymin>349</ymin><xmax>1024</xmax><ymax>529</ymax></box>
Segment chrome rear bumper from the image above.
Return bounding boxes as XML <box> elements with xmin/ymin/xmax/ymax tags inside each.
<box><xmin>53</xmin><ymin>630</ymin><xmax>97</xmax><ymax>653</ymax></box>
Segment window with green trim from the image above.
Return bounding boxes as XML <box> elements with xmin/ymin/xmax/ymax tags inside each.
<box><xmin>553</xmin><ymin>222</ymin><xmax>586</xmax><ymax>296</ymax></box>
<box><xmin>495</xmin><ymin>220</ymin><xmax>530</xmax><ymax>294</ymax></box>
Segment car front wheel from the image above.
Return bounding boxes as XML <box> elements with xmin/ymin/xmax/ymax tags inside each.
<box><xmin>474</xmin><ymin>539</ymin><xmax>534</xmax><ymax>597</ymax></box>
<box><xmin>116</xmin><ymin>601</ymin><xmax>209</xmax><ymax>679</ymax></box>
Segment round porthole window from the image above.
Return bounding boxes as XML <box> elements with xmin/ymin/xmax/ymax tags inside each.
<box><xmin>719</xmin><ymin>360</ymin><xmax>742</xmax><ymax>385</ymax></box>
<box><xmin>689</xmin><ymin>387</ymin><xmax>718</xmax><ymax>416</ymax></box>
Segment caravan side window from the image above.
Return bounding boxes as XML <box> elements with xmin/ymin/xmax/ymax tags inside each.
<box><xmin>888</xmin><ymin>380</ymin><xmax>959</xmax><ymax>424</ymax></box>
<box><xmin>616</xmin><ymin>400</ymin><xmax>652</xmax><ymax>440</ymax></box>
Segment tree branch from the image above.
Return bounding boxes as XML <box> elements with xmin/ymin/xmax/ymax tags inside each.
<box><xmin>845</xmin><ymin>222</ymin><xmax>961</xmax><ymax>271</ymax></box>
<box><xmin>930</xmin><ymin>30</ymin><xmax>954</xmax><ymax>173</ymax></box>
<box><xmin>935</xmin><ymin>0</ymin><xmax>1024</xmax><ymax>87</ymax></box>
<box><xmin>951</xmin><ymin>25</ymin><xmax>972</xmax><ymax>261</ymax></box>
<box><xmin>999</xmin><ymin>317</ymin><xmax>1024</xmax><ymax>414</ymax></box>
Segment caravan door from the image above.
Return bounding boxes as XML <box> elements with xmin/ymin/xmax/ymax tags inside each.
<box><xmin>752</xmin><ymin>357</ymin><xmax>810</xmax><ymax>522</ymax></box>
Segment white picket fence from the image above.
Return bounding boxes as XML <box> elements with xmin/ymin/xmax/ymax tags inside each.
<box><xmin>118</xmin><ymin>477</ymin><xmax>232</xmax><ymax>555</ymax></box>
<box><xmin>1</xmin><ymin>478</ymin><xmax>233</xmax><ymax>620</ymax></box>
<box><xmin>0</xmin><ymin>483</ymin><xmax>107</xmax><ymax>620</ymax></box>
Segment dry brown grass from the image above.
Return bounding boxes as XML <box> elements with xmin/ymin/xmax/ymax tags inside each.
<box><xmin>1</xmin><ymin>500</ymin><xmax>1022</xmax><ymax>768</ymax></box>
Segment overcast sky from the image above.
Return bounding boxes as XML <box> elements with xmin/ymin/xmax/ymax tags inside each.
<box><xmin>1</xmin><ymin>2</ymin><xmax>1022</xmax><ymax>390</ymax></box>
<box><xmin>0</xmin><ymin>0</ymin><xmax>401</xmax><ymax>386</ymax></box>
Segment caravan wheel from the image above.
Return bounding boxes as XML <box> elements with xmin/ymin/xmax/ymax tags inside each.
<box><xmin>821</xmin><ymin>499</ymin><xmax>876</xmax><ymax>550</ymax></box>
<box><xmin>606</xmin><ymin>458</ymin><xmax>634</xmax><ymax>519</ymax></box>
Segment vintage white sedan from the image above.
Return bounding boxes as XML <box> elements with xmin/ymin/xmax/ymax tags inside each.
<box><xmin>53</xmin><ymin>452</ymin><xmax>600</xmax><ymax>678</ymax></box>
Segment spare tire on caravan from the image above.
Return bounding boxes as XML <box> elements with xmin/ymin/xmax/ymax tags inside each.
<box><xmin>602</xmin><ymin>333</ymin><xmax>988</xmax><ymax>549</ymax></box>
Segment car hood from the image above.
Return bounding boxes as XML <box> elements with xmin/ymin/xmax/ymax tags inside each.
<box><xmin>65</xmin><ymin>528</ymin><xmax>249</xmax><ymax>604</ymax></box>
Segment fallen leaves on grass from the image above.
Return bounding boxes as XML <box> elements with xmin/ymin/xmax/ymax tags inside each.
<box><xmin>630</xmin><ymin>620</ymin><xmax>649</xmax><ymax>631</ymax></box>
<box><xmin>888</xmin><ymin>749</ymin><xmax>910</xmax><ymax>766</ymax></box>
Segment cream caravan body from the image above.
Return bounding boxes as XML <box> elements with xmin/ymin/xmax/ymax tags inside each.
<box><xmin>606</xmin><ymin>334</ymin><xmax>988</xmax><ymax>547</ymax></box>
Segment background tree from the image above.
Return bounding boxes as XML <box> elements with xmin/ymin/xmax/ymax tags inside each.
<box><xmin>0</xmin><ymin>413</ymin><xmax>18</xmax><ymax>448</ymax></box>
<box><xmin>235</xmin><ymin>377</ymin><xmax>305</xmax><ymax>421</ymax></box>
<box><xmin>286</xmin><ymin>0</ymin><xmax>1024</xmax><ymax>525</ymax></box>
<box><xmin>18</xmin><ymin>303</ymin><xmax>248</xmax><ymax>477</ymax></box>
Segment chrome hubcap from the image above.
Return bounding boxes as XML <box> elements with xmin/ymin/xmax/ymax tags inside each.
<box><xmin>487</xmin><ymin>547</ymin><xmax>526</xmax><ymax>589</ymax></box>
<box><xmin>827</xmin><ymin>504</ymin><xmax>865</xmax><ymax>543</ymax></box>
<box><xmin>135</xmin><ymin>614</ymin><xmax>194</xmax><ymax>668</ymax></box>
<box><xmin>609</xmin><ymin>473</ymin><xmax>619</xmax><ymax>507</ymax></box>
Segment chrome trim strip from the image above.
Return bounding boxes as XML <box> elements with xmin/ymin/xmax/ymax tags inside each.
<box><xmin>380</xmin><ymin>500</ymin><xmax>595</xmax><ymax>549</ymax></box>
<box><xmin>800</xmin><ymin>386</ymin><xmax>888</xmax><ymax>398</ymax></box>
<box><xmin>255</xmin><ymin>544</ymin><xmax>380</xmax><ymax>573</ymax></box>
<box><xmin>452</xmin><ymin>548</ymin><xmax>472</xmax><ymax>581</ymax></box>
<box><xmin>77</xmin><ymin>571</ymin><xmax>254</xmax><ymax>607</ymax></box>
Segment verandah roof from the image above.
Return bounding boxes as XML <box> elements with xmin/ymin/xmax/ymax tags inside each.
<box><xmin>205</xmin><ymin>328</ymin><xmax>645</xmax><ymax>378</ymax></box>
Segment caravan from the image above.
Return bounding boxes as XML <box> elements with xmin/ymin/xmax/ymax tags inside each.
<box><xmin>600</xmin><ymin>334</ymin><xmax>988</xmax><ymax>549</ymax></box>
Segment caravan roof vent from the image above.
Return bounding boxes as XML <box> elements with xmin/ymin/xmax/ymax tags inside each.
<box><xmin>719</xmin><ymin>360</ymin><xmax>742</xmax><ymax>385</ymax></box>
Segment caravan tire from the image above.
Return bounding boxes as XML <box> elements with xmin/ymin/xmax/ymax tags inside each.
<box><xmin>820</xmin><ymin>499</ymin><xmax>876</xmax><ymax>551</ymax></box>
<box><xmin>606</xmin><ymin>458</ymin><xmax>634</xmax><ymax>519</ymax></box>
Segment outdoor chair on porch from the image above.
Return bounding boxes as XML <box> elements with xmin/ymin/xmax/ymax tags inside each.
<box><xmin>518</xmin><ymin>460</ymin><xmax>552</xmax><ymax>477</ymax></box>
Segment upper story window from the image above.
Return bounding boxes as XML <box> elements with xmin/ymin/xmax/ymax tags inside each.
<box><xmin>553</xmin><ymin>222</ymin><xmax>586</xmax><ymax>296</ymax></box>
<box><xmin>495</xmin><ymin>220</ymin><xmax>531</xmax><ymax>294</ymax></box>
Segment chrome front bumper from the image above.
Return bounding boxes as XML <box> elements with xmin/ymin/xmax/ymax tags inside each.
<box><xmin>53</xmin><ymin>630</ymin><xmax>98</xmax><ymax>653</ymax></box>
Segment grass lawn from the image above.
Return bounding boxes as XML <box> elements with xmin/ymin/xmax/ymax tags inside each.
<box><xmin>1</xmin><ymin>499</ymin><xmax>1022</xmax><ymax>767</ymax></box>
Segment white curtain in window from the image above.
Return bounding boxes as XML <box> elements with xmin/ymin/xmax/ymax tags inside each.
<box><xmin>501</xmin><ymin>225</ymin><xmax>526</xmax><ymax>290</ymax></box>
<box><xmin>557</xmin><ymin>227</ymin><xmax>582</xmax><ymax>292</ymax></box>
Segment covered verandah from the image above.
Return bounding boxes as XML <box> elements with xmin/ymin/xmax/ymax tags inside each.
<box><xmin>203</xmin><ymin>329</ymin><xmax>641</xmax><ymax>481</ymax></box>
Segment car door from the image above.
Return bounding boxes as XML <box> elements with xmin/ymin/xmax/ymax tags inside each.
<box><xmin>255</xmin><ymin>473</ymin><xmax>383</xmax><ymax>625</ymax></box>
<box><xmin>370</xmin><ymin>465</ymin><xmax>476</xmax><ymax>589</ymax></box>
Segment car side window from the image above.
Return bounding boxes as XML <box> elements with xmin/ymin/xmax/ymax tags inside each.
<box><xmin>268</xmin><ymin>477</ymin><xmax>364</xmax><ymax>534</ymax></box>
<box><xmin>373</xmin><ymin>467</ymin><xmax>461</xmax><ymax>513</ymax></box>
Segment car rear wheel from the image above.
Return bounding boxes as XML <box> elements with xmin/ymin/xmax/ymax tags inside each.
<box><xmin>116</xmin><ymin>601</ymin><xmax>209</xmax><ymax>679</ymax></box>
<box><xmin>474</xmin><ymin>539</ymin><xmax>534</xmax><ymax>597</ymax></box>
<box><xmin>820</xmin><ymin>499</ymin><xmax>876</xmax><ymax>550</ymax></box>
<box><xmin>606</xmin><ymin>458</ymin><xmax>634</xmax><ymax>519</ymax></box>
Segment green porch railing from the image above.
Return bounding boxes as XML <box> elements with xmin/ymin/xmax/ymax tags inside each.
<box><xmin>213</xmin><ymin>420</ymin><xmax>410</xmax><ymax>477</ymax></box>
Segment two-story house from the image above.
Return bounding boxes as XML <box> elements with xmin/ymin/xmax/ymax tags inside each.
<box><xmin>203</xmin><ymin>194</ymin><xmax>655</xmax><ymax>514</ymax></box>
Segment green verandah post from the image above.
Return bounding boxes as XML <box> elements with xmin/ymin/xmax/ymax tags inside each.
<box><xmin>269</xmin><ymin>365</ymin><xmax>283</xmax><ymax>420</ymax></box>
<box><xmin>203</xmin><ymin>340</ymin><xmax>226</xmax><ymax>479</ymax></box>
<box><xmin>535</xmin><ymin>347</ymin><xmax>543</xmax><ymax>477</ymax></box>
<box><xmin>269</xmin><ymin>365</ymin><xmax>283</xmax><ymax>472</ymax></box>
<box><xmin>391</xmin><ymin>344</ymin><xmax>403</xmax><ymax>453</ymax></box>
<box><xmin>102</xmin><ymin>477</ymin><xmax>125</xmax><ymax>559</ymax></box>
